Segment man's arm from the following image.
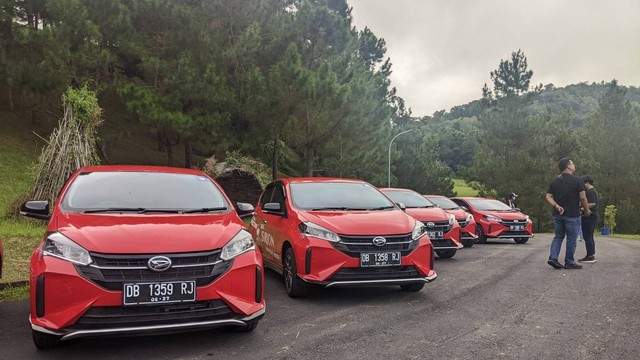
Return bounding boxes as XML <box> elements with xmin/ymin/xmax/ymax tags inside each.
<box><xmin>546</xmin><ymin>193</ymin><xmax>564</xmax><ymax>215</ymax></box>
<box><xmin>579</xmin><ymin>191</ymin><xmax>591</xmax><ymax>216</ymax></box>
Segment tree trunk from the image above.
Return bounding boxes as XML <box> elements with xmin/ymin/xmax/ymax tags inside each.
<box><xmin>166</xmin><ymin>145</ymin><xmax>174</xmax><ymax>166</ymax></box>
<box><xmin>184</xmin><ymin>138</ymin><xmax>192</xmax><ymax>169</ymax></box>
<box><xmin>306</xmin><ymin>145</ymin><xmax>314</xmax><ymax>177</ymax></box>
<box><xmin>272</xmin><ymin>136</ymin><xmax>278</xmax><ymax>180</ymax></box>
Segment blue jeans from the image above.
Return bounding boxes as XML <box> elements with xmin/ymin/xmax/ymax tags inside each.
<box><xmin>549</xmin><ymin>215</ymin><xmax>581</xmax><ymax>265</ymax></box>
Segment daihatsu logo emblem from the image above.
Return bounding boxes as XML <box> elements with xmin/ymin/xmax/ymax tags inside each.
<box><xmin>372</xmin><ymin>236</ymin><xmax>387</xmax><ymax>246</ymax></box>
<box><xmin>426</xmin><ymin>222</ymin><xmax>435</xmax><ymax>228</ymax></box>
<box><xmin>148</xmin><ymin>256</ymin><xmax>172</xmax><ymax>272</ymax></box>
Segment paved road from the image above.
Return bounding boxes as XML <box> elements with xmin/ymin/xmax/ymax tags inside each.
<box><xmin>1</xmin><ymin>234</ymin><xmax>639</xmax><ymax>360</ymax></box>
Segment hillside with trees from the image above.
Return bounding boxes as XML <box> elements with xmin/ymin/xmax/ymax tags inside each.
<box><xmin>1</xmin><ymin>1</ymin><xmax>640</xmax><ymax>233</ymax></box>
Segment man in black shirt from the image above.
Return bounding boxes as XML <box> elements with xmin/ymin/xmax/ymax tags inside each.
<box><xmin>545</xmin><ymin>158</ymin><xmax>591</xmax><ymax>269</ymax></box>
<box><xmin>578</xmin><ymin>176</ymin><xmax>598</xmax><ymax>263</ymax></box>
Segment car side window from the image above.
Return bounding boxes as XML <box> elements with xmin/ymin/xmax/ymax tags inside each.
<box><xmin>259</xmin><ymin>185</ymin><xmax>275</xmax><ymax>208</ymax></box>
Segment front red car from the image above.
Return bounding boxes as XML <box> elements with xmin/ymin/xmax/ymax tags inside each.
<box><xmin>380</xmin><ymin>189</ymin><xmax>462</xmax><ymax>258</ymax></box>
<box><xmin>423</xmin><ymin>195</ymin><xmax>477</xmax><ymax>248</ymax></box>
<box><xmin>249</xmin><ymin>178</ymin><xmax>437</xmax><ymax>297</ymax></box>
<box><xmin>451</xmin><ymin>197</ymin><xmax>533</xmax><ymax>244</ymax></box>
<box><xmin>20</xmin><ymin>166</ymin><xmax>265</xmax><ymax>349</ymax></box>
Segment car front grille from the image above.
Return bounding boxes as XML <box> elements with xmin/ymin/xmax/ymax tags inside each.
<box><xmin>70</xmin><ymin>300</ymin><xmax>235</xmax><ymax>330</ymax></box>
<box><xmin>424</xmin><ymin>220</ymin><xmax>452</xmax><ymax>233</ymax></box>
<box><xmin>431</xmin><ymin>239</ymin><xmax>458</xmax><ymax>248</ymax></box>
<box><xmin>332</xmin><ymin>234</ymin><xmax>417</xmax><ymax>257</ymax></box>
<box><xmin>328</xmin><ymin>266</ymin><xmax>421</xmax><ymax>282</ymax></box>
<box><xmin>499</xmin><ymin>219</ymin><xmax>527</xmax><ymax>226</ymax></box>
<box><xmin>457</xmin><ymin>219</ymin><xmax>468</xmax><ymax>227</ymax></box>
<box><xmin>75</xmin><ymin>251</ymin><xmax>233</xmax><ymax>291</ymax></box>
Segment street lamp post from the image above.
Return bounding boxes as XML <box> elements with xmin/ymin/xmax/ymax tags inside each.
<box><xmin>388</xmin><ymin>129</ymin><xmax>414</xmax><ymax>187</ymax></box>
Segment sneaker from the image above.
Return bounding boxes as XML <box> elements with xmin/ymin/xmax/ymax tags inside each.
<box><xmin>578</xmin><ymin>255</ymin><xmax>596</xmax><ymax>263</ymax></box>
<box><xmin>564</xmin><ymin>263</ymin><xmax>583</xmax><ymax>269</ymax></box>
<box><xmin>547</xmin><ymin>258</ymin><xmax>564</xmax><ymax>269</ymax></box>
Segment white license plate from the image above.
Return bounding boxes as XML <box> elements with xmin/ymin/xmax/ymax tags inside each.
<box><xmin>427</xmin><ymin>231</ymin><xmax>444</xmax><ymax>239</ymax></box>
<box><xmin>510</xmin><ymin>225</ymin><xmax>524</xmax><ymax>231</ymax></box>
<box><xmin>360</xmin><ymin>252</ymin><xmax>401</xmax><ymax>267</ymax></box>
<box><xmin>123</xmin><ymin>281</ymin><xmax>196</xmax><ymax>305</ymax></box>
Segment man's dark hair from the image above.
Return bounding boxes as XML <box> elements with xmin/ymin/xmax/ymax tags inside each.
<box><xmin>558</xmin><ymin>158</ymin><xmax>571</xmax><ymax>172</ymax></box>
<box><xmin>582</xmin><ymin>176</ymin><xmax>594</xmax><ymax>185</ymax></box>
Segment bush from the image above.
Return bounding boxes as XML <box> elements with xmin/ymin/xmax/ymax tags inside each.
<box><xmin>604</xmin><ymin>205</ymin><xmax>617</xmax><ymax>233</ymax></box>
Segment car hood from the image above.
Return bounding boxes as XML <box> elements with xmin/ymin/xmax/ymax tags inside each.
<box><xmin>478</xmin><ymin>210</ymin><xmax>527</xmax><ymax>221</ymax></box>
<box><xmin>52</xmin><ymin>212</ymin><xmax>244</xmax><ymax>254</ymax></box>
<box><xmin>444</xmin><ymin>208</ymin><xmax>470</xmax><ymax>220</ymax></box>
<box><xmin>300</xmin><ymin>209</ymin><xmax>415</xmax><ymax>235</ymax></box>
<box><xmin>404</xmin><ymin>207</ymin><xmax>450</xmax><ymax>222</ymax></box>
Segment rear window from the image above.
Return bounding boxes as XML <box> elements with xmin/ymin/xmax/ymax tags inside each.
<box><xmin>60</xmin><ymin>171</ymin><xmax>229</xmax><ymax>212</ymax></box>
<box><xmin>290</xmin><ymin>182</ymin><xmax>394</xmax><ymax>210</ymax></box>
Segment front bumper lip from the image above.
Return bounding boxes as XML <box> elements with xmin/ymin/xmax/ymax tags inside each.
<box><xmin>31</xmin><ymin>307</ymin><xmax>266</xmax><ymax>341</ymax></box>
<box><xmin>317</xmin><ymin>273</ymin><xmax>437</xmax><ymax>288</ymax></box>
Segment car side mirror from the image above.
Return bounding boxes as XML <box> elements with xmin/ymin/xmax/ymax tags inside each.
<box><xmin>20</xmin><ymin>200</ymin><xmax>50</xmax><ymax>221</ymax></box>
<box><xmin>236</xmin><ymin>202</ymin><xmax>255</xmax><ymax>219</ymax></box>
<box><xmin>263</xmin><ymin>202</ymin><xmax>286</xmax><ymax>217</ymax></box>
<box><xmin>395</xmin><ymin>202</ymin><xmax>406</xmax><ymax>211</ymax></box>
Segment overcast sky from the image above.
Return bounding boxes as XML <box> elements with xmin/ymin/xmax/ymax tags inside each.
<box><xmin>348</xmin><ymin>0</ymin><xmax>640</xmax><ymax>117</ymax></box>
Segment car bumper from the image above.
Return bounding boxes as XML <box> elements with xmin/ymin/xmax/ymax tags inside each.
<box><xmin>481</xmin><ymin>222</ymin><xmax>534</xmax><ymax>239</ymax></box>
<box><xmin>29</xmin><ymin>250</ymin><xmax>265</xmax><ymax>340</ymax></box>
<box><xmin>296</xmin><ymin>236</ymin><xmax>437</xmax><ymax>287</ymax></box>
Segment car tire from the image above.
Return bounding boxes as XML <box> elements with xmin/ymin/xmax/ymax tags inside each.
<box><xmin>233</xmin><ymin>318</ymin><xmax>260</xmax><ymax>332</ymax></box>
<box><xmin>283</xmin><ymin>247</ymin><xmax>307</xmax><ymax>298</ymax></box>
<box><xmin>476</xmin><ymin>224</ymin><xmax>487</xmax><ymax>244</ymax></box>
<box><xmin>32</xmin><ymin>330</ymin><xmax>61</xmax><ymax>350</ymax></box>
<box><xmin>461</xmin><ymin>238</ymin><xmax>474</xmax><ymax>248</ymax></box>
<box><xmin>400</xmin><ymin>283</ymin><xmax>425</xmax><ymax>292</ymax></box>
<box><xmin>435</xmin><ymin>249</ymin><xmax>456</xmax><ymax>258</ymax></box>
<box><xmin>514</xmin><ymin>238</ymin><xmax>529</xmax><ymax>244</ymax></box>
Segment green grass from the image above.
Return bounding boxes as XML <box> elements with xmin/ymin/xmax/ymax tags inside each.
<box><xmin>453</xmin><ymin>178</ymin><xmax>478</xmax><ymax>197</ymax></box>
<box><xmin>614</xmin><ymin>234</ymin><xmax>640</xmax><ymax>240</ymax></box>
<box><xmin>0</xmin><ymin>284</ymin><xmax>29</xmax><ymax>302</ymax></box>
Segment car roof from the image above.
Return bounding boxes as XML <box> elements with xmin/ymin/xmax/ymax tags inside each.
<box><xmin>78</xmin><ymin>165</ymin><xmax>206</xmax><ymax>176</ymax></box>
<box><xmin>281</xmin><ymin>177</ymin><xmax>369</xmax><ymax>184</ymax></box>
<box><xmin>423</xmin><ymin>194</ymin><xmax>445</xmax><ymax>198</ymax></box>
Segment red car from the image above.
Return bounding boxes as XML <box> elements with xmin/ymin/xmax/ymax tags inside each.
<box><xmin>451</xmin><ymin>197</ymin><xmax>533</xmax><ymax>244</ymax></box>
<box><xmin>380</xmin><ymin>189</ymin><xmax>462</xmax><ymax>258</ymax></box>
<box><xmin>20</xmin><ymin>165</ymin><xmax>264</xmax><ymax>349</ymax></box>
<box><xmin>423</xmin><ymin>195</ymin><xmax>477</xmax><ymax>248</ymax></box>
<box><xmin>249</xmin><ymin>178</ymin><xmax>437</xmax><ymax>297</ymax></box>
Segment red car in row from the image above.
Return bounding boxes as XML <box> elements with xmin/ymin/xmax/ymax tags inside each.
<box><xmin>20</xmin><ymin>166</ymin><xmax>265</xmax><ymax>349</ymax></box>
<box><xmin>423</xmin><ymin>195</ymin><xmax>478</xmax><ymax>248</ymax></box>
<box><xmin>379</xmin><ymin>189</ymin><xmax>463</xmax><ymax>258</ymax></box>
<box><xmin>451</xmin><ymin>197</ymin><xmax>533</xmax><ymax>244</ymax></box>
<box><xmin>249</xmin><ymin>178</ymin><xmax>438</xmax><ymax>297</ymax></box>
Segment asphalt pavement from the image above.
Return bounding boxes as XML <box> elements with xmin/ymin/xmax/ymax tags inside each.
<box><xmin>1</xmin><ymin>233</ymin><xmax>639</xmax><ymax>360</ymax></box>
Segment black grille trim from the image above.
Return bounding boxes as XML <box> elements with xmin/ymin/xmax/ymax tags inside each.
<box><xmin>332</xmin><ymin>233</ymin><xmax>417</xmax><ymax>257</ymax></box>
<box><xmin>328</xmin><ymin>266</ymin><xmax>421</xmax><ymax>282</ymax></box>
<box><xmin>431</xmin><ymin>239</ymin><xmax>457</xmax><ymax>248</ymax></box>
<box><xmin>76</xmin><ymin>251</ymin><xmax>233</xmax><ymax>291</ymax></box>
<box><xmin>70</xmin><ymin>300</ymin><xmax>236</xmax><ymax>330</ymax></box>
<box><xmin>423</xmin><ymin>220</ymin><xmax>452</xmax><ymax>233</ymax></box>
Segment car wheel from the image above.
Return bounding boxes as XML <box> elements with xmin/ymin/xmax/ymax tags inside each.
<box><xmin>461</xmin><ymin>238</ymin><xmax>474</xmax><ymax>248</ymax></box>
<box><xmin>400</xmin><ymin>283</ymin><xmax>425</xmax><ymax>292</ymax></box>
<box><xmin>32</xmin><ymin>330</ymin><xmax>61</xmax><ymax>350</ymax></box>
<box><xmin>514</xmin><ymin>238</ymin><xmax>529</xmax><ymax>244</ymax></box>
<box><xmin>476</xmin><ymin>224</ymin><xmax>487</xmax><ymax>244</ymax></box>
<box><xmin>435</xmin><ymin>249</ymin><xmax>456</xmax><ymax>258</ymax></box>
<box><xmin>232</xmin><ymin>318</ymin><xmax>260</xmax><ymax>332</ymax></box>
<box><xmin>283</xmin><ymin>247</ymin><xmax>307</xmax><ymax>298</ymax></box>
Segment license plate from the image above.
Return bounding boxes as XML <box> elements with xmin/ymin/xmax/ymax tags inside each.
<box><xmin>510</xmin><ymin>225</ymin><xmax>524</xmax><ymax>231</ymax></box>
<box><xmin>360</xmin><ymin>252</ymin><xmax>401</xmax><ymax>267</ymax></box>
<box><xmin>427</xmin><ymin>231</ymin><xmax>444</xmax><ymax>239</ymax></box>
<box><xmin>123</xmin><ymin>281</ymin><xmax>196</xmax><ymax>306</ymax></box>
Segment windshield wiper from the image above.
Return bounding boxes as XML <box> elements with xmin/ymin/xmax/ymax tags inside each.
<box><xmin>368</xmin><ymin>206</ymin><xmax>396</xmax><ymax>210</ymax></box>
<box><xmin>84</xmin><ymin>208</ymin><xmax>187</xmax><ymax>214</ymax></box>
<box><xmin>183</xmin><ymin>207</ymin><xmax>228</xmax><ymax>213</ymax></box>
<box><xmin>310</xmin><ymin>207</ymin><xmax>351</xmax><ymax>211</ymax></box>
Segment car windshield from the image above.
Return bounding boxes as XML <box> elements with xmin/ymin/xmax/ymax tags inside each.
<box><xmin>290</xmin><ymin>182</ymin><xmax>395</xmax><ymax>210</ymax></box>
<box><xmin>60</xmin><ymin>171</ymin><xmax>230</xmax><ymax>213</ymax></box>
<box><xmin>381</xmin><ymin>190</ymin><xmax>435</xmax><ymax>208</ymax></box>
<box><xmin>468</xmin><ymin>199</ymin><xmax>513</xmax><ymax>211</ymax></box>
<box><xmin>425</xmin><ymin>196</ymin><xmax>459</xmax><ymax>210</ymax></box>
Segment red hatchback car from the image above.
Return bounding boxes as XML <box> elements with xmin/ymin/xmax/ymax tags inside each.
<box><xmin>380</xmin><ymin>189</ymin><xmax>462</xmax><ymax>258</ymax></box>
<box><xmin>249</xmin><ymin>178</ymin><xmax>437</xmax><ymax>297</ymax></box>
<box><xmin>20</xmin><ymin>165</ymin><xmax>265</xmax><ymax>349</ymax></box>
<box><xmin>451</xmin><ymin>197</ymin><xmax>533</xmax><ymax>244</ymax></box>
<box><xmin>423</xmin><ymin>195</ymin><xmax>477</xmax><ymax>248</ymax></box>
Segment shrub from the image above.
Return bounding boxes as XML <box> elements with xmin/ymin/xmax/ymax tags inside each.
<box><xmin>604</xmin><ymin>205</ymin><xmax>617</xmax><ymax>233</ymax></box>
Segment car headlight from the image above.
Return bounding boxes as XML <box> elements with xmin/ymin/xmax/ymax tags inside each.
<box><xmin>448</xmin><ymin>214</ymin><xmax>456</xmax><ymax>225</ymax></box>
<box><xmin>299</xmin><ymin>222</ymin><xmax>341</xmax><ymax>242</ymax></box>
<box><xmin>466</xmin><ymin>214</ymin><xmax>474</xmax><ymax>223</ymax></box>
<box><xmin>412</xmin><ymin>221</ymin><xmax>427</xmax><ymax>241</ymax></box>
<box><xmin>484</xmin><ymin>215</ymin><xmax>502</xmax><ymax>222</ymax></box>
<box><xmin>221</xmin><ymin>229</ymin><xmax>255</xmax><ymax>260</ymax></box>
<box><xmin>43</xmin><ymin>232</ymin><xmax>93</xmax><ymax>265</ymax></box>
<box><xmin>525</xmin><ymin>215</ymin><xmax>531</xmax><ymax>223</ymax></box>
